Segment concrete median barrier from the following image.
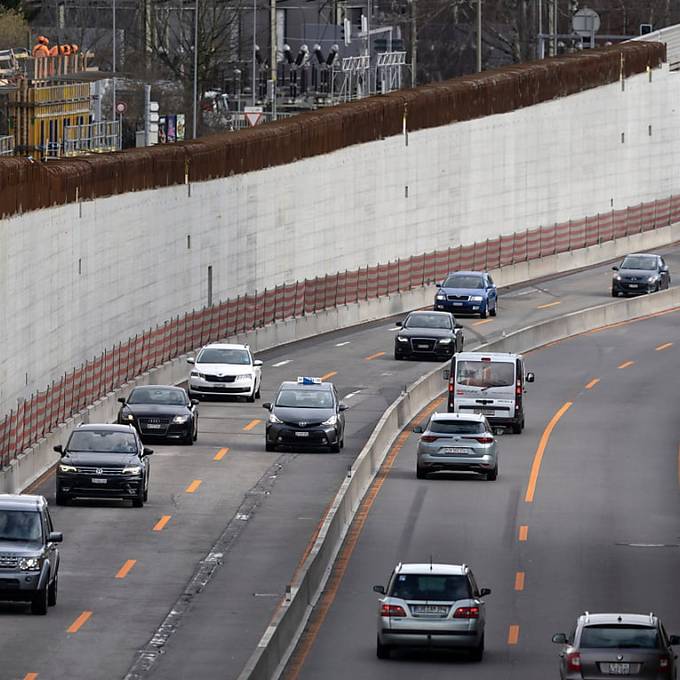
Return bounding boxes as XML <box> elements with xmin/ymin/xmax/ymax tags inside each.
<box><xmin>237</xmin><ymin>285</ymin><xmax>680</xmax><ymax>680</ymax></box>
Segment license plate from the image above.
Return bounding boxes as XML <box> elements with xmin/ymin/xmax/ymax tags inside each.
<box><xmin>452</xmin><ymin>302</ymin><xmax>463</xmax><ymax>306</ymax></box>
<box><xmin>146</xmin><ymin>424</ymin><xmax>163</xmax><ymax>429</ymax></box>
<box><xmin>474</xmin><ymin>408</ymin><xmax>495</xmax><ymax>415</ymax></box>
<box><xmin>607</xmin><ymin>663</ymin><xmax>630</xmax><ymax>674</ymax></box>
<box><xmin>417</xmin><ymin>344</ymin><xmax>429</xmax><ymax>349</ymax></box>
<box><xmin>628</xmin><ymin>283</ymin><xmax>638</xmax><ymax>288</ymax></box>
<box><xmin>440</xmin><ymin>447</ymin><xmax>470</xmax><ymax>454</ymax></box>
<box><xmin>91</xmin><ymin>478</ymin><xmax>107</xmax><ymax>484</ymax></box>
<box><xmin>412</xmin><ymin>605</ymin><xmax>449</xmax><ymax>615</ymax></box>
<box><xmin>295</xmin><ymin>431</ymin><xmax>309</xmax><ymax>437</ymax></box>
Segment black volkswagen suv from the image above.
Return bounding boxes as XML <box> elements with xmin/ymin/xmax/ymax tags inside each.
<box><xmin>0</xmin><ymin>494</ymin><xmax>62</xmax><ymax>615</ymax></box>
<box><xmin>55</xmin><ymin>424</ymin><xmax>153</xmax><ymax>507</ymax></box>
<box><xmin>263</xmin><ymin>378</ymin><xmax>347</xmax><ymax>453</ymax></box>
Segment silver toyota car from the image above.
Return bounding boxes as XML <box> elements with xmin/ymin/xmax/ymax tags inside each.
<box><xmin>373</xmin><ymin>562</ymin><xmax>491</xmax><ymax>660</ymax></box>
<box><xmin>414</xmin><ymin>413</ymin><xmax>498</xmax><ymax>480</ymax></box>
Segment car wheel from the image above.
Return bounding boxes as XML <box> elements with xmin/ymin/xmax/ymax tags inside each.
<box><xmin>193</xmin><ymin>423</ymin><xmax>198</xmax><ymax>442</ymax></box>
<box><xmin>470</xmin><ymin>634</ymin><xmax>485</xmax><ymax>662</ymax></box>
<box><xmin>416</xmin><ymin>466</ymin><xmax>427</xmax><ymax>479</ymax></box>
<box><xmin>265</xmin><ymin>441</ymin><xmax>276</xmax><ymax>452</ymax></box>
<box><xmin>486</xmin><ymin>465</ymin><xmax>498</xmax><ymax>481</ymax></box>
<box><xmin>480</xmin><ymin>306</ymin><xmax>488</xmax><ymax>319</ymax></box>
<box><xmin>512</xmin><ymin>420</ymin><xmax>523</xmax><ymax>434</ymax></box>
<box><xmin>132</xmin><ymin>492</ymin><xmax>144</xmax><ymax>508</ymax></box>
<box><xmin>184</xmin><ymin>430</ymin><xmax>194</xmax><ymax>446</ymax></box>
<box><xmin>490</xmin><ymin>299</ymin><xmax>497</xmax><ymax>317</ymax></box>
<box><xmin>255</xmin><ymin>384</ymin><xmax>261</xmax><ymax>399</ymax></box>
<box><xmin>376</xmin><ymin>636</ymin><xmax>392</xmax><ymax>660</ymax></box>
<box><xmin>48</xmin><ymin>573</ymin><xmax>58</xmax><ymax>607</ymax></box>
<box><xmin>31</xmin><ymin>587</ymin><xmax>48</xmax><ymax>615</ymax></box>
<box><xmin>246</xmin><ymin>392</ymin><xmax>256</xmax><ymax>403</ymax></box>
<box><xmin>143</xmin><ymin>476</ymin><xmax>149</xmax><ymax>502</ymax></box>
<box><xmin>611</xmin><ymin>288</ymin><xmax>618</xmax><ymax>297</ymax></box>
<box><xmin>330</xmin><ymin>441</ymin><xmax>341</xmax><ymax>453</ymax></box>
<box><xmin>394</xmin><ymin>351</ymin><xmax>402</xmax><ymax>360</ymax></box>
<box><xmin>55</xmin><ymin>491</ymin><xmax>69</xmax><ymax>506</ymax></box>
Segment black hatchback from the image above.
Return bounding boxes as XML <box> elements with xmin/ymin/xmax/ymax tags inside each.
<box><xmin>612</xmin><ymin>253</ymin><xmax>670</xmax><ymax>297</ymax></box>
<box><xmin>394</xmin><ymin>311</ymin><xmax>464</xmax><ymax>360</ymax></box>
<box><xmin>117</xmin><ymin>385</ymin><xmax>198</xmax><ymax>445</ymax></box>
<box><xmin>54</xmin><ymin>424</ymin><xmax>153</xmax><ymax>507</ymax></box>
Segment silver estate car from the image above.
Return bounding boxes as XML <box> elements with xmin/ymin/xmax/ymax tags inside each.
<box><xmin>373</xmin><ymin>562</ymin><xmax>491</xmax><ymax>660</ymax></box>
<box><xmin>553</xmin><ymin>612</ymin><xmax>680</xmax><ymax>679</ymax></box>
<box><xmin>414</xmin><ymin>413</ymin><xmax>498</xmax><ymax>480</ymax></box>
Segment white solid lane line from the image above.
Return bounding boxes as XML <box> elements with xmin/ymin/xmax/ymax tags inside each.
<box><xmin>335</xmin><ymin>342</ymin><xmax>351</xmax><ymax>347</ymax></box>
<box><xmin>272</xmin><ymin>360</ymin><xmax>291</xmax><ymax>367</ymax></box>
<box><xmin>345</xmin><ymin>390</ymin><xmax>363</xmax><ymax>399</ymax></box>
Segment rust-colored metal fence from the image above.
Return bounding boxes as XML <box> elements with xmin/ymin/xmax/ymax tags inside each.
<box><xmin>1</xmin><ymin>193</ymin><xmax>679</xmax><ymax>466</ymax></box>
<box><xmin>0</xmin><ymin>42</ymin><xmax>664</xmax><ymax>219</ymax></box>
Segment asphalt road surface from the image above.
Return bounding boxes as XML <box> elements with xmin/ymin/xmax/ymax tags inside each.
<box><xmin>2</xmin><ymin>245</ymin><xmax>679</xmax><ymax>680</ymax></box>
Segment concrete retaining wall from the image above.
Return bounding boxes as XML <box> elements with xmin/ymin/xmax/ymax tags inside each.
<box><xmin>237</xmin><ymin>286</ymin><xmax>680</xmax><ymax>680</ymax></box>
<box><xmin>2</xmin><ymin>63</ymin><xmax>680</xmax><ymax>416</ymax></box>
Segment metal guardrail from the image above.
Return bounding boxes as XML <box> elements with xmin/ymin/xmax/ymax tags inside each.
<box><xmin>63</xmin><ymin>120</ymin><xmax>120</xmax><ymax>155</ymax></box>
<box><xmin>631</xmin><ymin>24</ymin><xmax>680</xmax><ymax>69</ymax></box>
<box><xmin>0</xmin><ymin>135</ymin><xmax>14</xmax><ymax>156</ymax></box>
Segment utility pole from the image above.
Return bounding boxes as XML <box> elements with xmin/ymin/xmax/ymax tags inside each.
<box><xmin>476</xmin><ymin>0</ymin><xmax>482</xmax><ymax>73</ymax></box>
<box><xmin>270</xmin><ymin>0</ymin><xmax>277</xmax><ymax>119</ymax></box>
<box><xmin>547</xmin><ymin>0</ymin><xmax>554</xmax><ymax>55</ymax></box>
<box><xmin>252</xmin><ymin>0</ymin><xmax>257</xmax><ymax>105</ymax></box>
<box><xmin>538</xmin><ymin>0</ymin><xmax>543</xmax><ymax>58</ymax></box>
<box><xmin>112</xmin><ymin>0</ymin><xmax>116</xmax><ymax>119</ymax></box>
<box><xmin>192</xmin><ymin>0</ymin><xmax>199</xmax><ymax>138</ymax></box>
<box><xmin>552</xmin><ymin>0</ymin><xmax>558</xmax><ymax>56</ymax></box>
<box><xmin>410</xmin><ymin>0</ymin><xmax>417</xmax><ymax>87</ymax></box>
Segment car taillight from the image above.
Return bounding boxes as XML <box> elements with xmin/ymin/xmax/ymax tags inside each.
<box><xmin>659</xmin><ymin>656</ymin><xmax>670</xmax><ymax>670</ymax></box>
<box><xmin>462</xmin><ymin>436</ymin><xmax>494</xmax><ymax>444</ymax></box>
<box><xmin>448</xmin><ymin>380</ymin><xmax>454</xmax><ymax>393</ymax></box>
<box><xmin>515</xmin><ymin>380</ymin><xmax>522</xmax><ymax>396</ymax></box>
<box><xmin>421</xmin><ymin>435</ymin><xmax>440</xmax><ymax>443</ymax></box>
<box><xmin>453</xmin><ymin>606</ymin><xmax>479</xmax><ymax>619</ymax></box>
<box><xmin>380</xmin><ymin>604</ymin><xmax>406</xmax><ymax>617</ymax></box>
<box><xmin>566</xmin><ymin>651</ymin><xmax>581</xmax><ymax>672</ymax></box>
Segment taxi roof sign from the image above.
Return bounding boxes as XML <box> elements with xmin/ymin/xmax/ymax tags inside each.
<box><xmin>297</xmin><ymin>377</ymin><xmax>322</xmax><ymax>385</ymax></box>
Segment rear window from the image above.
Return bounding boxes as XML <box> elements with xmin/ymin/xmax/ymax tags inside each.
<box><xmin>580</xmin><ymin>625</ymin><xmax>659</xmax><ymax>649</ymax></box>
<box><xmin>457</xmin><ymin>360</ymin><xmax>514</xmax><ymax>388</ymax></box>
<box><xmin>389</xmin><ymin>574</ymin><xmax>471</xmax><ymax>601</ymax></box>
<box><xmin>429</xmin><ymin>420</ymin><xmax>484</xmax><ymax>434</ymax></box>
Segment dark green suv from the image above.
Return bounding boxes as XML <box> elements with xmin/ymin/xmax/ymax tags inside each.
<box><xmin>0</xmin><ymin>494</ymin><xmax>62</xmax><ymax>614</ymax></box>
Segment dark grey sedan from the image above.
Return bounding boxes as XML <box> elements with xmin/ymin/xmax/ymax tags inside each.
<box><xmin>394</xmin><ymin>311</ymin><xmax>464</xmax><ymax>360</ymax></box>
<box><xmin>612</xmin><ymin>253</ymin><xmax>670</xmax><ymax>297</ymax></box>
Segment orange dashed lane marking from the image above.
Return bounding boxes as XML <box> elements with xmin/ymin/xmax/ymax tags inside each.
<box><xmin>320</xmin><ymin>371</ymin><xmax>337</xmax><ymax>381</ymax></box>
<box><xmin>537</xmin><ymin>300</ymin><xmax>561</xmax><ymax>310</ymax></box>
<box><xmin>518</xmin><ymin>525</ymin><xmax>528</xmax><ymax>541</ymax></box>
<box><xmin>585</xmin><ymin>378</ymin><xmax>600</xmax><ymax>390</ymax></box>
<box><xmin>525</xmin><ymin>402</ymin><xmax>573</xmax><ymax>503</ymax></box>
<box><xmin>185</xmin><ymin>480</ymin><xmax>202</xmax><ymax>493</ymax></box>
<box><xmin>618</xmin><ymin>360</ymin><xmax>635</xmax><ymax>369</ymax></box>
<box><xmin>473</xmin><ymin>319</ymin><xmax>493</xmax><ymax>326</ymax></box>
<box><xmin>508</xmin><ymin>625</ymin><xmax>520</xmax><ymax>645</ymax></box>
<box><xmin>24</xmin><ymin>674</ymin><xmax>38</xmax><ymax>680</ymax></box>
<box><xmin>67</xmin><ymin>611</ymin><xmax>92</xmax><ymax>634</ymax></box>
<box><xmin>153</xmin><ymin>515</ymin><xmax>171</xmax><ymax>532</ymax></box>
<box><xmin>365</xmin><ymin>352</ymin><xmax>385</xmax><ymax>361</ymax></box>
<box><xmin>214</xmin><ymin>447</ymin><xmax>229</xmax><ymax>461</ymax></box>
<box><xmin>656</xmin><ymin>342</ymin><xmax>673</xmax><ymax>351</ymax></box>
<box><xmin>115</xmin><ymin>559</ymin><xmax>137</xmax><ymax>579</ymax></box>
<box><xmin>243</xmin><ymin>419</ymin><xmax>262</xmax><ymax>431</ymax></box>
<box><xmin>282</xmin><ymin>397</ymin><xmax>444</xmax><ymax>680</ymax></box>
<box><xmin>514</xmin><ymin>572</ymin><xmax>525</xmax><ymax>591</ymax></box>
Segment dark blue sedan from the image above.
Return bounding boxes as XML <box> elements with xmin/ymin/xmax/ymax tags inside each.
<box><xmin>433</xmin><ymin>271</ymin><xmax>498</xmax><ymax>318</ymax></box>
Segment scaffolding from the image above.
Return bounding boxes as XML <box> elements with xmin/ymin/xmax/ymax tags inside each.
<box><xmin>338</xmin><ymin>56</ymin><xmax>371</xmax><ymax>102</ymax></box>
<box><xmin>63</xmin><ymin>120</ymin><xmax>120</xmax><ymax>156</ymax></box>
<box><xmin>376</xmin><ymin>51</ymin><xmax>406</xmax><ymax>94</ymax></box>
<box><xmin>0</xmin><ymin>135</ymin><xmax>13</xmax><ymax>156</ymax></box>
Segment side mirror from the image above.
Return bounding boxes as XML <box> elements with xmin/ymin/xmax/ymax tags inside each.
<box><xmin>479</xmin><ymin>587</ymin><xmax>491</xmax><ymax>597</ymax></box>
<box><xmin>48</xmin><ymin>531</ymin><xmax>63</xmax><ymax>543</ymax></box>
<box><xmin>662</xmin><ymin>265</ymin><xmax>669</xmax><ymax>272</ymax></box>
<box><xmin>143</xmin><ymin>448</ymin><xmax>154</xmax><ymax>457</ymax></box>
<box><xmin>552</xmin><ymin>633</ymin><xmax>568</xmax><ymax>645</ymax></box>
<box><xmin>442</xmin><ymin>369</ymin><xmax>450</xmax><ymax>381</ymax></box>
<box><xmin>373</xmin><ymin>585</ymin><xmax>386</xmax><ymax>595</ymax></box>
<box><xmin>253</xmin><ymin>360</ymin><xmax>263</xmax><ymax>367</ymax></box>
<box><xmin>53</xmin><ymin>445</ymin><xmax>63</xmax><ymax>455</ymax></box>
<box><xmin>669</xmin><ymin>635</ymin><xmax>680</xmax><ymax>646</ymax></box>
<box><xmin>435</xmin><ymin>282</ymin><xmax>442</xmax><ymax>288</ymax></box>
<box><xmin>525</xmin><ymin>372</ymin><xmax>535</xmax><ymax>383</ymax></box>
<box><xmin>187</xmin><ymin>357</ymin><xmax>195</xmax><ymax>365</ymax></box>
<box><xmin>413</xmin><ymin>425</ymin><xmax>423</xmax><ymax>434</ymax></box>
<box><xmin>117</xmin><ymin>397</ymin><xmax>126</xmax><ymax>405</ymax></box>
<box><xmin>191</xmin><ymin>399</ymin><xmax>199</xmax><ymax>406</ymax></box>
<box><xmin>395</xmin><ymin>321</ymin><xmax>402</xmax><ymax>327</ymax></box>
<box><xmin>262</xmin><ymin>402</ymin><xmax>272</xmax><ymax>410</ymax></box>
<box><xmin>338</xmin><ymin>403</ymin><xmax>348</xmax><ymax>412</ymax></box>
<box><xmin>612</xmin><ymin>266</ymin><xmax>619</xmax><ymax>271</ymax></box>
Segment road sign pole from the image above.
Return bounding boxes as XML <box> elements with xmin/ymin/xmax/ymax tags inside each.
<box><xmin>144</xmin><ymin>84</ymin><xmax>150</xmax><ymax>147</ymax></box>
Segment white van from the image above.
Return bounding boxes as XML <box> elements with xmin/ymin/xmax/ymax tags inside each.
<box><xmin>446</xmin><ymin>351</ymin><xmax>534</xmax><ymax>433</ymax></box>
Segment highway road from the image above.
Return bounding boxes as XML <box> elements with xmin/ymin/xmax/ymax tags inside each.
<box><xmin>283</xmin><ymin>306</ymin><xmax>680</xmax><ymax>680</ymax></box>
<box><xmin>2</xmin><ymin>245</ymin><xmax>679</xmax><ymax>680</ymax></box>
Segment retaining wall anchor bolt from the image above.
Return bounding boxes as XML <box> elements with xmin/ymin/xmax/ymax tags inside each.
<box><xmin>347</xmin><ymin>465</ymin><xmax>352</xmax><ymax>478</ymax></box>
<box><xmin>285</xmin><ymin>585</ymin><xmax>292</xmax><ymax>602</ymax></box>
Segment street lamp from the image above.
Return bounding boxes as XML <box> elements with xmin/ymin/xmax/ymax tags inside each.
<box><xmin>192</xmin><ymin>0</ymin><xmax>199</xmax><ymax>138</ymax></box>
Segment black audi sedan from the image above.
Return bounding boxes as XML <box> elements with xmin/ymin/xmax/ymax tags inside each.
<box><xmin>394</xmin><ymin>311</ymin><xmax>464</xmax><ymax>360</ymax></box>
<box><xmin>263</xmin><ymin>378</ymin><xmax>347</xmax><ymax>453</ymax></box>
<box><xmin>54</xmin><ymin>424</ymin><xmax>152</xmax><ymax>507</ymax></box>
<box><xmin>612</xmin><ymin>252</ymin><xmax>670</xmax><ymax>296</ymax></box>
<box><xmin>117</xmin><ymin>385</ymin><xmax>198</xmax><ymax>445</ymax></box>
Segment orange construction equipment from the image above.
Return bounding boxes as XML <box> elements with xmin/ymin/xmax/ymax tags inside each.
<box><xmin>32</xmin><ymin>35</ymin><xmax>50</xmax><ymax>57</ymax></box>
<box><xmin>70</xmin><ymin>44</ymin><xmax>79</xmax><ymax>54</ymax></box>
<box><xmin>59</xmin><ymin>44</ymin><xmax>71</xmax><ymax>55</ymax></box>
<box><xmin>48</xmin><ymin>45</ymin><xmax>59</xmax><ymax>56</ymax></box>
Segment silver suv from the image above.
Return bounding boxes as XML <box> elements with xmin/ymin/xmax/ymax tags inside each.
<box><xmin>373</xmin><ymin>562</ymin><xmax>490</xmax><ymax>660</ymax></box>
<box><xmin>553</xmin><ymin>612</ymin><xmax>680</xmax><ymax>679</ymax></box>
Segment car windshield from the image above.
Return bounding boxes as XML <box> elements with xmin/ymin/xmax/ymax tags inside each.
<box><xmin>0</xmin><ymin>510</ymin><xmax>42</xmax><ymax>543</ymax></box>
<box><xmin>620</xmin><ymin>256</ymin><xmax>657</xmax><ymax>271</ymax></box>
<box><xmin>443</xmin><ymin>275</ymin><xmax>484</xmax><ymax>289</ymax></box>
<box><xmin>390</xmin><ymin>574</ymin><xmax>471</xmax><ymax>601</ymax></box>
<box><xmin>128</xmin><ymin>388</ymin><xmax>186</xmax><ymax>405</ymax></box>
<box><xmin>457</xmin><ymin>360</ymin><xmax>514</xmax><ymax>388</ymax></box>
<box><xmin>68</xmin><ymin>430</ymin><xmax>138</xmax><ymax>453</ymax></box>
<box><xmin>429</xmin><ymin>419</ymin><xmax>485</xmax><ymax>434</ymax></box>
<box><xmin>405</xmin><ymin>314</ymin><xmax>452</xmax><ymax>329</ymax></box>
<box><xmin>197</xmin><ymin>348</ymin><xmax>251</xmax><ymax>365</ymax></box>
<box><xmin>276</xmin><ymin>389</ymin><xmax>334</xmax><ymax>409</ymax></box>
<box><xmin>580</xmin><ymin>625</ymin><xmax>659</xmax><ymax>649</ymax></box>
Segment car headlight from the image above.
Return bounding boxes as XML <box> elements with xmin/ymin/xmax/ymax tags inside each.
<box><xmin>648</xmin><ymin>275</ymin><xmax>658</xmax><ymax>282</ymax></box>
<box><xmin>322</xmin><ymin>415</ymin><xmax>338</xmax><ymax>426</ymax></box>
<box><xmin>59</xmin><ymin>464</ymin><xmax>77</xmax><ymax>473</ymax></box>
<box><xmin>435</xmin><ymin>295</ymin><xmax>446</xmax><ymax>301</ymax></box>
<box><xmin>172</xmin><ymin>415</ymin><xmax>190</xmax><ymax>424</ymax></box>
<box><xmin>470</xmin><ymin>296</ymin><xmax>484</xmax><ymax>302</ymax></box>
<box><xmin>18</xmin><ymin>557</ymin><xmax>41</xmax><ymax>571</ymax></box>
<box><xmin>236</xmin><ymin>374</ymin><xmax>252</xmax><ymax>381</ymax></box>
<box><xmin>122</xmin><ymin>465</ymin><xmax>142</xmax><ymax>475</ymax></box>
<box><xmin>396</xmin><ymin>336</ymin><xmax>409</xmax><ymax>343</ymax></box>
<box><xmin>614</xmin><ymin>275</ymin><xmax>622</xmax><ymax>281</ymax></box>
<box><xmin>122</xmin><ymin>413</ymin><xmax>135</xmax><ymax>422</ymax></box>
<box><xmin>191</xmin><ymin>371</ymin><xmax>201</xmax><ymax>378</ymax></box>
<box><xmin>269</xmin><ymin>413</ymin><xmax>283</xmax><ymax>424</ymax></box>
<box><xmin>438</xmin><ymin>338</ymin><xmax>452</xmax><ymax>344</ymax></box>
